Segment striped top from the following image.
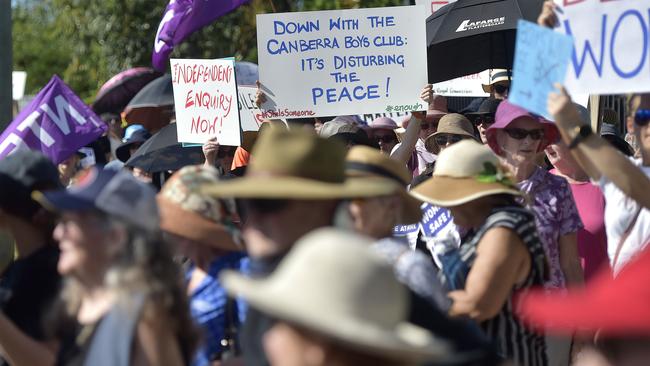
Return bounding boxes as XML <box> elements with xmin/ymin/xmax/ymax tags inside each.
<box><xmin>444</xmin><ymin>206</ymin><xmax>548</xmax><ymax>366</ymax></box>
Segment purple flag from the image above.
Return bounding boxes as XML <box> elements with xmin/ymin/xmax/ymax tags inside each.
<box><xmin>0</xmin><ymin>75</ymin><xmax>107</xmax><ymax>164</ymax></box>
<box><xmin>152</xmin><ymin>0</ymin><xmax>249</xmax><ymax>71</ymax></box>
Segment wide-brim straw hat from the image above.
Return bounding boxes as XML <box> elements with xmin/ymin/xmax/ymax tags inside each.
<box><xmin>424</xmin><ymin>113</ymin><xmax>478</xmax><ymax>153</ymax></box>
<box><xmin>221</xmin><ymin>228</ymin><xmax>451</xmax><ymax>362</ymax></box>
<box><xmin>481</xmin><ymin>69</ymin><xmax>511</xmax><ymax>93</ymax></box>
<box><xmin>345</xmin><ymin>146</ymin><xmax>422</xmax><ymax>224</ymax></box>
<box><xmin>202</xmin><ymin>128</ymin><xmax>396</xmax><ymax>199</ymax></box>
<box><xmin>486</xmin><ymin>100</ymin><xmax>559</xmax><ymax>156</ymax></box>
<box><xmin>410</xmin><ymin>140</ymin><xmax>520</xmax><ymax>207</ymax></box>
<box><xmin>157</xmin><ymin>165</ymin><xmax>242</xmax><ymax>251</ymax></box>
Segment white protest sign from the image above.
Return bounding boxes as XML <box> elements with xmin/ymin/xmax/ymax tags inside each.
<box><xmin>256</xmin><ymin>6</ymin><xmax>428</xmax><ymax>118</ymax></box>
<box><xmin>12</xmin><ymin>71</ymin><xmax>27</xmax><ymax>101</ymax></box>
<box><xmin>238</xmin><ymin>86</ymin><xmax>265</xmax><ymax>131</ymax></box>
<box><xmin>415</xmin><ymin>0</ymin><xmax>457</xmax><ymax>17</ymax></box>
<box><xmin>171</xmin><ymin>58</ymin><xmax>240</xmax><ymax>145</ymax></box>
<box><xmin>432</xmin><ymin>73</ymin><xmax>489</xmax><ymax>97</ymax></box>
<box><xmin>554</xmin><ymin>0</ymin><xmax>650</xmax><ymax>95</ymax></box>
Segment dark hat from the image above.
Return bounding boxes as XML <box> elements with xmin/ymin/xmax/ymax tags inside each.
<box><xmin>600</xmin><ymin>123</ymin><xmax>634</xmax><ymax>156</ymax></box>
<box><xmin>0</xmin><ymin>150</ymin><xmax>62</xmax><ymax>219</ymax></box>
<box><xmin>34</xmin><ymin>167</ymin><xmax>159</xmax><ymax>232</ymax></box>
<box><xmin>466</xmin><ymin>98</ymin><xmax>502</xmax><ymax>116</ymax></box>
<box><xmin>115</xmin><ymin>128</ymin><xmax>151</xmax><ymax>162</ymax></box>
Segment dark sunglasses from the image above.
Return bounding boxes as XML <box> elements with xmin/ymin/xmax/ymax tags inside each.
<box><xmin>634</xmin><ymin>109</ymin><xmax>650</xmax><ymax>127</ymax></box>
<box><xmin>503</xmin><ymin>128</ymin><xmax>544</xmax><ymax>140</ymax></box>
<box><xmin>373</xmin><ymin>134</ymin><xmax>397</xmax><ymax>143</ymax></box>
<box><xmin>217</xmin><ymin>148</ymin><xmax>236</xmax><ymax>158</ymax></box>
<box><xmin>434</xmin><ymin>134</ymin><xmax>464</xmax><ymax>146</ymax></box>
<box><xmin>493</xmin><ymin>84</ymin><xmax>509</xmax><ymax>94</ymax></box>
<box><xmin>472</xmin><ymin>115</ymin><xmax>495</xmax><ymax>126</ymax></box>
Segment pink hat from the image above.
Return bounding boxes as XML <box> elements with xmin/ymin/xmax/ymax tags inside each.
<box><xmin>370</xmin><ymin>117</ymin><xmax>398</xmax><ymax>130</ymax></box>
<box><xmin>486</xmin><ymin>100</ymin><xmax>559</xmax><ymax>156</ymax></box>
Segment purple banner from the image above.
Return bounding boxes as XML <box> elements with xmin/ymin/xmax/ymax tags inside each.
<box><xmin>152</xmin><ymin>0</ymin><xmax>249</xmax><ymax>71</ymax></box>
<box><xmin>0</xmin><ymin>75</ymin><xmax>107</xmax><ymax>164</ymax></box>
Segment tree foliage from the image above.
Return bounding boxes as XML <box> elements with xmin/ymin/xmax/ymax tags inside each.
<box><xmin>12</xmin><ymin>0</ymin><xmax>405</xmax><ymax>101</ymax></box>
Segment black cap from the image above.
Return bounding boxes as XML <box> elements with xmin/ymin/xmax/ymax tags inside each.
<box><xmin>467</xmin><ymin>98</ymin><xmax>502</xmax><ymax>116</ymax></box>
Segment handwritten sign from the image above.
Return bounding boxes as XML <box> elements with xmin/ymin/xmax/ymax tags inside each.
<box><xmin>171</xmin><ymin>58</ymin><xmax>240</xmax><ymax>145</ymax></box>
<box><xmin>256</xmin><ymin>6</ymin><xmax>428</xmax><ymax>118</ymax></box>
<box><xmin>553</xmin><ymin>0</ymin><xmax>650</xmax><ymax>95</ymax></box>
<box><xmin>415</xmin><ymin>0</ymin><xmax>457</xmax><ymax>17</ymax></box>
<box><xmin>510</xmin><ymin>20</ymin><xmax>573</xmax><ymax>119</ymax></box>
<box><xmin>238</xmin><ymin>86</ymin><xmax>265</xmax><ymax>131</ymax></box>
<box><xmin>432</xmin><ymin>72</ymin><xmax>489</xmax><ymax>97</ymax></box>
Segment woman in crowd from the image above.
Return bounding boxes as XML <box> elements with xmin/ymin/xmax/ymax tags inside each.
<box><xmin>368</xmin><ymin>117</ymin><xmax>400</xmax><ymax>155</ymax></box>
<box><xmin>12</xmin><ymin>167</ymin><xmax>197</xmax><ymax>366</ymax></box>
<box><xmin>410</xmin><ymin>140</ymin><xmax>548</xmax><ymax>366</ymax></box>
<box><xmin>157</xmin><ymin>165</ymin><xmax>249</xmax><ymax>365</ymax></box>
<box><xmin>222</xmin><ymin>228</ymin><xmax>452</xmax><ymax>366</ymax></box>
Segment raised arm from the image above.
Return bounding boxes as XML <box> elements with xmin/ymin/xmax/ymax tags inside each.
<box><xmin>447</xmin><ymin>227</ymin><xmax>530</xmax><ymax>322</ymax></box>
<box><xmin>390</xmin><ymin>84</ymin><xmax>431</xmax><ymax>163</ymax></box>
<box><xmin>547</xmin><ymin>85</ymin><xmax>650</xmax><ymax>210</ymax></box>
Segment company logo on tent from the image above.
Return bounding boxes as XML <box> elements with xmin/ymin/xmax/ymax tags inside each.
<box><xmin>456</xmin><ymin>17</ymin><xmax>505</xmax><ymax>32</ymax></box>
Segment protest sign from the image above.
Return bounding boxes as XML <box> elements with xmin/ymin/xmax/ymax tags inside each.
<box><xmin>171</xmin><ymin>58</ymin><xmax>240</xmax><ymax>145</ymax></box>
<box><xmin>419</xmin><ymin>203</ymin><xmax>455</xmax><ymax>239</ymax></box>
<box><xmin>554</xmin><ymin>0</ymin><xmax>650</xmax><ymax>95</ymax></box>
<box><xmin>432</xmin><ymin>72</ymin><xmax>489</xmax><ymax>97</ymax></box>
<box><xmin>12</xmin><ymin>71</ymin><xmax>27</xmax><ymax>101</ymax></box>
<box><xmin>256</xmin><ymin>6</ymin><xmax>428</xmax><ymax>118</ymax></box>
<box><xmin>238</xmin><ymin>86</ymin><xmax>265</xmax><ymax>131</ymax></box>
<box><xmin>0</xmin><ymin>75</ymin><xmax>107</xmax><ymax>164</ymax></box>
<box><xmin>510</xmin><ymin>20</ymin><xmax>574</xmax><ymax>119</ymax></box>
<box><xmin>415</xmin><ymin>0</ymin><xmax>457</xmax><ymax>17</ymax></box>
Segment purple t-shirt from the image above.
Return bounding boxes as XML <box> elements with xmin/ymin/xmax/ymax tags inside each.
<box><xmin>517</xmin><ymin>167</ymin><xmax>584</xmax><ymax>289</ymax></box>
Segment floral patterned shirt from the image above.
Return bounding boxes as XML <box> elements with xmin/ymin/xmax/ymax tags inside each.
<box><xmin>517</xmin><ymin>167</ymin><xmax>583</xmax><ymax>289</ymax></box>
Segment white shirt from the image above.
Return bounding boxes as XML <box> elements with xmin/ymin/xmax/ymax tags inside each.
<box><xmin>599</xmin><ymin>158</ymin><xmax>650</xmax><ymax>275</ymax></box>
<box><xmin>391</xmin><ymin>139</ymin><xmax>436</xmax><ymax>176</ymax></box>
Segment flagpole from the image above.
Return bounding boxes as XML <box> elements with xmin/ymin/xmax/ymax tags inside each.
<box><xmin>0</xmin><ymin>0</ymin><xmax>12</xmax><ymax>129</ymax></box>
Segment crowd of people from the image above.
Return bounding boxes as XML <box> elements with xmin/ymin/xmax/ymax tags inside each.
<box><xmin>1</xmin><ymin>3</ymin><xmax>650</xmax><ymax>366</ymax></box>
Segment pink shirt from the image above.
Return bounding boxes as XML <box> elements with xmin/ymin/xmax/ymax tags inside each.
<box><xmin>551</xmin><ymin>169</ymin><xmax>610</xmax><ymax>281</ymax></box>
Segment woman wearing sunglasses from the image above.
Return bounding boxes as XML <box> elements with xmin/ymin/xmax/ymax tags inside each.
<box><xmin>486</xmin><ymin>100</ymin><xmax>584</xmax><ymax>366</ymax></box>
<box><xmin>466</xmin><ymin>98</ymin><xmax>502</xmax><ymax>144</ymax></box>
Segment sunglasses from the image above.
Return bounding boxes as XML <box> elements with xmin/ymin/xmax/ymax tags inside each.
<box><xmin>472</xmin><ymin>115</ymin><xmax>495</xmax><ymax>126</ymax></box>
<box><xmin>217</xmin><ymin>148</ymin><xmax>236</xmax><ymax>158</ymax></box>
<box><xmin>503</xmin><ymin>128</ymin><xmax>545</xmax><ymax>140</ymax></box>
<box><xmin>634</xmin><ymin>109</ymin><xmax>650</xmax><ymax>127</ymax></box>
<box><xmin>373</xmin><ymin>134</ymin><xmax>397</xmax><ymax>144</ymax></box>
<box><xmin>434</xmin><ymin>134</ymin><xmax>464</xmax><ymax>146</ymax></box>
<box><xmin>493</xmin><ymin>84</ymin><xmax>509</xmax><ymax>94</ymax></box>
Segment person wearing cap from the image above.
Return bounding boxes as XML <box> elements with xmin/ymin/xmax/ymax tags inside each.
<box><xmin>481</xmin><ymin>69</ymin><xmax>511</xmax><ymax>100</ymax></box>
<box><xmin>600</xmin><ymin>123</ymin><xmax>634</xmax><ymax>157</ymax></box>
<box><xmin>28</xmin><ymin>167</ymin><xmax>197</xmax><ymax>365</ymax></box>
<box><xmin>466</xmin><ymin>98</ymin><xmax>502</xmax><ymax>144</ymax></box>
<box><xmin>516</xmin><ymin>245</ymin><xmax>650</xmax><ymax>366</ymax></box>
<box><xmin>0</xmin><ymin>151</ymin><xmax>62</xmax><ymax>366</ymax></box>
<box><xmin>115</xmin><ymin>124</ymin><xmax>151</xmax><ymax>163</ymax></box>
<box><xmin>222</xmin><ymin>228</ymin><xmax>453</xmax><ymax>366</ymax></box>
<box><xmin>391</xmin><ymin>85</ymin><xmax>448</xmax><ymax>177</ymax></box>
<box><xmin>157</xmin><ymin>165</ymin><xmax>248</xmax><ymax>365</ymax></box>
<box><xmin>201</xmin><ymin>128</ymin><xmax>397</xmax><ymax>366</ymax></box>
<box><xmin>410</xmin><ymin>140</ymin><xmax>548</xmax><ymax>366</ymax></box>
<box><xmin>318</xmin><ymin>118</ymin><xmax>373</xmax><ymax>149</ymax></box>
<box><xmin>547</xmin><ymin>88</ymin><xmax>650</xmax><ymax>276</ymax></box>
<box><xmin>368</xmin><ymin>117</ymin><xmax>400</xmax><ymax>154</ymax></box>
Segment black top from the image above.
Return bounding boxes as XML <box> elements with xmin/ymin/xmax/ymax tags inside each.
<box><xmin>0</xmin><ymin>244</ymin><xmax>61</xmax><ymax>366</ymax></box>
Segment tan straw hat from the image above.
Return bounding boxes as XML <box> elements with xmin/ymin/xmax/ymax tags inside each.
<box><xmin>157</xmin><ymin>165</ymin><xmax>242</xmax><ymax>250</ymax></box>
<box><xmin>202</xmin><ymin>128</ymin><xmax>396</xmax><ymax>199</ymax></box>
<box><xmin>481</xmin><ymin>69</ymin><xmax>511</xmax><ymax>93</ymax></box>
<box><xmin>346</xmin><ymin>146</ymin><xmax>422</xmax><ymax>224</ymax></box>
<box><xmin>410</xmin><ymin>140</ymin><xmax>520</xmax><ymax>206</ymax></box>
<box><xmin>221</xmin><ymin>228</ymin><xmax>451</xmax><ymax>362</ymax></box>
<box><xmin>424</xmin><ymin>113</ymin><xmax>478</xmax><ymax>153</ymax></box>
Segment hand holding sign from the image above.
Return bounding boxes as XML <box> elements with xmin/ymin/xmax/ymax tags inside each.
<box><xmin>510</xmin><ymin>20</ymin><xmax>573</xmax><ymax>119</ymax></box>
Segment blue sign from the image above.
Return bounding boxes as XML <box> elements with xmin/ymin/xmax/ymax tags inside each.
<box><xmin>393</xmin><ymin>223</ymin><xmax>419</xmax><ymax>237</ymax></box>
<box><xmin>510</xmin><ymin>20</ymin><xmax>574</xmax><ymax>119</ymax></box>
<box><xmin>419</xmin><ymin>203</ymin><xmax>454</xmax><ymax>238</ymax></box>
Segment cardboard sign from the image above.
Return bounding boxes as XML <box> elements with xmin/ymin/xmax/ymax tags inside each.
<box><xmin>510</xmin><ymin>20</ymin><xmax>574</xmax><ymax>119</ymax></box>
<box><xmin>238</xmin><ymin>86</ymin><xmax>265</xmax><ymax>131</ymax></box>
<box><xmin>0</xmin><ymin>75</ymin><xmax>107</xmax><ymax>164</ymax></box>
<box><xmin>415</xmin><ymin>0</ymin><xmax>457</xmax><ymax>17</ymax></box>
<box><xmin>554</xmin><ymin>0</ymin><xmax>650</xmax><ymax>95</ymax></box>
<box><xmin>171</xmin><ymin>58</ymin><xmax>241</xmax><ymax>145</ymax></box>
<box><xmin>256</xmin><ymin>6</ymin><xmax>428</xmax><ymax>118</ymax></box>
